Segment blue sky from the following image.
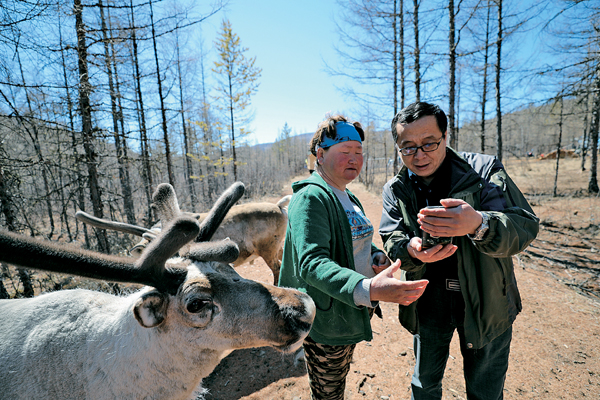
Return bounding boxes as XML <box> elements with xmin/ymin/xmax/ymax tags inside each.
<box><xmin>203</xmin><ymin>0</ymin><xmax>352</xmax><ymax>144</ymax></box>
<box><xmin>196</xmin><ymin>0</ymin><xmax>557</xmax><ymax>146</ymax></box>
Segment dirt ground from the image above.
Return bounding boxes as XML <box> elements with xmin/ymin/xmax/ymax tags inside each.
<box><xmin>202</xmin><ymin>158</ymin><xmax>600</xmax><ymax>400</ymax></box>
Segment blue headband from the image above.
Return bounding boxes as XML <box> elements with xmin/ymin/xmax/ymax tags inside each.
<box><xmin>317</xmin><ymin>121</ymin><xmax>362</xmax><ymax>149</ymax></box>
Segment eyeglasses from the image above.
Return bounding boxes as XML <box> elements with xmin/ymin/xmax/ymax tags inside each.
<box><xmin>397</xmin><ymin>137</ymin><xmax>444</xmax><ymax>156</ymax></box>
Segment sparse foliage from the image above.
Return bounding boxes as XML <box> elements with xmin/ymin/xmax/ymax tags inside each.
<box><xmin>212</xmin><ymin>19</ymin><xmax>262</xmax><ymax>182</ymax></box>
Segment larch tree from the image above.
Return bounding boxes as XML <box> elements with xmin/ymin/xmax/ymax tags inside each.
<box><xmin>99</xmin><ymin>0</ymin><xmax>135</xmax><ymax>225</ymax></box>
<box><xmin>413</xmin><ymin>0</ymin><xmax>421</xmax><ymax>102</ymax></box>
<box><xmin>494</xmin><ymin>0</ymin><xmax>503</xmax><ymax>162</ymax></box>
<box><xmin>328</xmin><ymin>0</ymin><xmax>407</xmax><ymax>174</ymax></box>
<box><xmin>128</xmin><ymin>0</ymin><xmax>154</xmax><ymax>222</ymax></box>
<box><xmin>480</xmin><ymin>0</ymin><xmax>492</xmax><ymax>153</ymax></box>
<box><xmin>212</xmin><ymin>19</ymin><xmax>261</xmax><ymax>182</ymax></box>
<box><xmin>449</xmin><ymin>0</ymin><xmax>457</xmax><ymax>148</ymax></box>
<box><xmin>74</xmin><ymin>0</ymin><xmax>110</xmax><ymax>253</ymax></box>
<box><xmin>175</xmin><ymin>28</ymin><xmax>197</xmax><ymax>212</ymax></box>
<box><xmin>542</xmin><ymin>0</ymin><xmax>599</xmax><ymax>193</ymax></box>
<box><xmin>148</xmin><ymin>0</ymin><xmax>175</xmax><ymax>187</ymax></box>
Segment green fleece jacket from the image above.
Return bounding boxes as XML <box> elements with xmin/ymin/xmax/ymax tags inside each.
<box><xmin>278</xmin><ymin>172</ymin><xmax>381</xmax><ymax>345</ymax></box>
<box><xmin>379</xmin><ymin>148</ymin><xmax>539</xmax><ymax>349</ymax></box>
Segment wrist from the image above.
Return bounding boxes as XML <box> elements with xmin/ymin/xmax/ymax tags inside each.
<box><xmin>470</xmin><ymin>212</ymin><xmax>490</xmax><ymax>241</ymax></box>
<box><xmin>470</xmin><ymin>212</ymin><xmax>484</xmax><ymax>235</ymax></box>
<box><xmin>406</xmin><ymin>241</ymin><xmax>415</xmax><ymax>258</ymax></box>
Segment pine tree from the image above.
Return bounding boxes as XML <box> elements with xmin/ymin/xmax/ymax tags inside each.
<box><xmin>212</xmin><ymin>19</ymin><xmax>262</xmax><ymax>181</ymax></box>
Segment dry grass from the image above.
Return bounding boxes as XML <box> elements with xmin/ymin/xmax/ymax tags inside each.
<box><xmin>504</xmin><ymin>156</ymin><xmax>594</xmax><ymax>196</ymax></box>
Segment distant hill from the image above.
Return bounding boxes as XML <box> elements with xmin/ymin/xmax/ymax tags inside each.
<box><xmin>251</xmin><ymin>132</ymin><xmax>313</xmax><ymax>151</ymax></box>
<box><xmin>457</xmin><ymin>99</ymin><xmax>589</xmax><ymax>157</ymax></box>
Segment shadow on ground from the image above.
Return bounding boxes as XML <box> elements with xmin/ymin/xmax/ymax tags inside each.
<box><xmin>202</xmin><ymin>346</ymin><xmax>307</xmax><ymax>399</ymax></box>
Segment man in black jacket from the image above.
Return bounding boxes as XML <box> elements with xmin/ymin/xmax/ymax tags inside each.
<box><xmin>379</xmin><ymin>102</ymin><xmax>539</xmax><ymax>400</ymax></box>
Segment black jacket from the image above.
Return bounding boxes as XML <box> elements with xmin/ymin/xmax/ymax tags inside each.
<box><xmin>379</xmin><ymin>148</ymin><xmax>539</xmax><ymax>349</ymax></box>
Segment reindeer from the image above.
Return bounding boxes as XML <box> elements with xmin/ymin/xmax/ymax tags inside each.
<box><xmin>0</xmin><ymin>182</ymin><xmax>315</xmax><ymax>400</ymax></box>
<box><xmin>76</xmin><ymin>185</ymin><xmax>291</xmax><ymax>284</ymax></box>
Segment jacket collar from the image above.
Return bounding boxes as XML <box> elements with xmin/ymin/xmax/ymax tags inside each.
<box><xmin>292</xmin><ymin>170</ymin><xmax>331</xmax><ymax>194</ymax></box>
<box><xmin>292</xmin><ymin>171</ymin><xmax>360</xmax><ymax>204</ymax></box>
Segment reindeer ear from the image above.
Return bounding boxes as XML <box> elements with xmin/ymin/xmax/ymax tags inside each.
<box><xmin>134</xmin><ymin>291</ymin><xmax>169</xmax><ymax>328</ymax></box>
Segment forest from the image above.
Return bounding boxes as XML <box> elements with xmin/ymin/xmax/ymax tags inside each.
<box><xmin>0</xmin><ymin>0</ymin><xmax>599</xmax><ymax>297</ymax></box>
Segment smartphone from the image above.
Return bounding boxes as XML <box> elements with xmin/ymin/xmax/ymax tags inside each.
<box><xmin>421</xmin><ymin>206</ymin><xmax>453</xmax><ymax>249</ymax></box>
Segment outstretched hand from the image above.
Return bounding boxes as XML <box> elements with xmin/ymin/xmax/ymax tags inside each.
<box><xmin>369</xmin><ymin>260</ymin><xmax>428</xmax><ymax>306</ymax></box>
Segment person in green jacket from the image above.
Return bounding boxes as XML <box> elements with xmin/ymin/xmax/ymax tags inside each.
<box><xmin>279</xmin><ymin>114</ymin><xmax>428</xmax><ymax>400</ymax></box>
<box><xmin>379</xmin><ymin>102</ymin><xmax>539</xmax><ymax>400</ymax></box>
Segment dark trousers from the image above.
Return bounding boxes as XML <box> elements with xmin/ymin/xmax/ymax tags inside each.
<box><xmin>411</xmin><ymin>283</ymin><xmax>512</xmax><ymax>400</ymax></box>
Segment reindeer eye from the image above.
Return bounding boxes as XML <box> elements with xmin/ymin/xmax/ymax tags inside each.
<box><xmin>186</xmin><ymin>298</ymin><xmax>210</xmax><ymax>314</ymax></box>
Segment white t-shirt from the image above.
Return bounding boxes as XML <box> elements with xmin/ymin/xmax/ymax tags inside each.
<box><xmin>328</xmin><ymin>185</ymin><xmax>378</xmax><ymax>307</ymax></box>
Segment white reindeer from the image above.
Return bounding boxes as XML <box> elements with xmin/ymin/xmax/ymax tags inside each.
<box><xmin>0</xmin><ymin>182</ymin><xmax>315</xmax><ymax>400</ymax></box>
<box><xmin>77</xmin><ymin>186</ymin><xmax>291</xmax><ymax>284</ymax></box>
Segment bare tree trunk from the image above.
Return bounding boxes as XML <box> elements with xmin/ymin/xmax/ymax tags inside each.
<box><xmin>393</xmin><ymin>0</ymin><xmax>398</xmax><ymax>118</ymax></box>
<box><xmin>149</xmin><ymin>0</ymin><xmax>175</xmax><ymax>187</ymax></box>
<box><xmin>553</xmin><ymin>97</ymin><xmax>563</xmax><ymax>197</ymax></box>
<box><xmin>395</xmin><ymin>0</ymin><xmax>405</xmax><ymax>175</ymax></box>
<box><xmin>495</xmin><ymin>0</ymin><xmax>503</xmax><ymax>162</ymax></box>
<box><xmin>54</xmin><ymin>126</ymin><xmax>73</xmax><ymax>241</ymax></box>
<box><xmin>0</xmin><ymin>169</ymin><xmax>17</xmax><ymax>231</ymax></box>
<box><xmin>199</xmin><ymin>40</ymin><xmax>215</xmax><ymax>203</ymax></box>
<box><xmin>588</xmin><ymin>70</ymin><xmax>600</xmax><ymax>194</ymax></box>
<box><xmin>481</xmin><ymin>0</ymin><xmax>491</xmax><ymax>154</ymax></box>
<box><xmin>59</xmin><ymin>16</ymin><xmax>89</xmax><ymax>246</ymax></box>
<box><xmin>448</xmin><ymin>0</ymin><xmax>457</xmax><ymax>149</ymax></box>
<box><xmin>129</xmin><ymin>0</ymin><xmax>153</xmax><ymax>224</ymax></box>
<box><xmin>581</xmin><ymin>90</ymin><xmax>591</xmax><ymax>171</ymax></box>
<box><xmin>413</xmin><ymin>0</ymin><xmax>421</xmax><ymax>102</ymax></box>
<box><xmin>176</xmin><ymin>31</ymin><xmax>197</xmax><ymax>211</ymax></box>
<box><xmin>0</xmin><ymin>270</ymin><xmax>8</xmax><ymax>299</ymax></box>
<box><xmin>74</xmin><ymin>0</ymin><xmax>110</xmax><ymax>253</ymax></box>
<box><xmin>393</xmin><ymin>0</ymin><xmax>401</xmax><ymax>175</ymax></box>
<box><xmin>100</xmin><ymin>0</ymin><xmax>135</xmax><ymax>225</ymax></box>
<box><xmin>0</xmin><ymin>164</ymin><xmax>33</xmax><ymax>297</ymax></box>
<box><xmin>15</xmin><ymin>48</ymin><xmax>55</xmax><ymax>239</ymax></box>
<box><xmin>109</xmin><ymin>12</ymin><xmax>136</xmax><ymax>226</ymax></box>
<box><xmin>399</xmin><ymin>0</ymin><xmax>405</xmax><ymax>110</ymax></box>
<box><xmin>228</xmin><ymin>74</ymin><xmax>238</xmax><ymax>181</ymax></box>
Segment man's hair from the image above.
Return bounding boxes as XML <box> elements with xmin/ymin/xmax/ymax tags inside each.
<box><xmin>391</xmin><ymin>102</ymin><xmax>448</xmax><ymax>143</ymax></box>
<box><xmin>309</xmin><ymin>114</ymin><xmax>365</xmax><ymax>156</ymax></box>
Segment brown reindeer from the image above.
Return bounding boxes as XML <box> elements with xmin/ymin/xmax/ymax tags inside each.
<box><xmin>77</xmin><ymin>184</ymin><xmax>290</xmax><ymax>283</ymax></box>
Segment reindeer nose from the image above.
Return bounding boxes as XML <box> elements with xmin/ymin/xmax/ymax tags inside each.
<box><xmin>298</xmin><ymin>293</ymin><xmax>316</xmax><ymax>324</ymax></box>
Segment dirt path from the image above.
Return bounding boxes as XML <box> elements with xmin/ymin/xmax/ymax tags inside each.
<box><xmin>202</xmin><ymin>181</ymin><xmax>600</xmax><ymax>400</ymax></box>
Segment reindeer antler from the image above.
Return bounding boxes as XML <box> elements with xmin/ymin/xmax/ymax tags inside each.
<box><xmin>151</xmin><ymin>182</ymin><xmax>245</xmax><ymax>243</ymax></box>
<box><xmin>152</xmin><ymin>183</ymin><xmax>182</xmax><ymax>227</ymax></box>
<box><xmin>182</xmin><ymin>240</ymin><xmax>240</xmax><ymax>263</ymax></box>
<box><xmin>150</xmin><ymin>182</ymin><xmax>244</xmax><ymax>260</ymax></box>
<box><xmin>196</xmin><ymin>182</ymin><xmax>245</xmax><ymax>242</ymax></box>
<box><xmin>0</xmin><ymin>183</ymin><xmax>248</xmax><ymax>295</ymax></box>
<box><xmin>0</xmin><ymin>216</ymin><xmax>199</xmax><ymax>294</ymax></box>
<box><xmin>75</xmin><ymin>211</ymin><xmax>152</xmax><ymax>237</ymax></box>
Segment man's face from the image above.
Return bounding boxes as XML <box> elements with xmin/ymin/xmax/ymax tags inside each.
<box><xmin>396</xmin><ymin>115</ymin><xmax>447</xmax><ymax>180</ymax></box>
